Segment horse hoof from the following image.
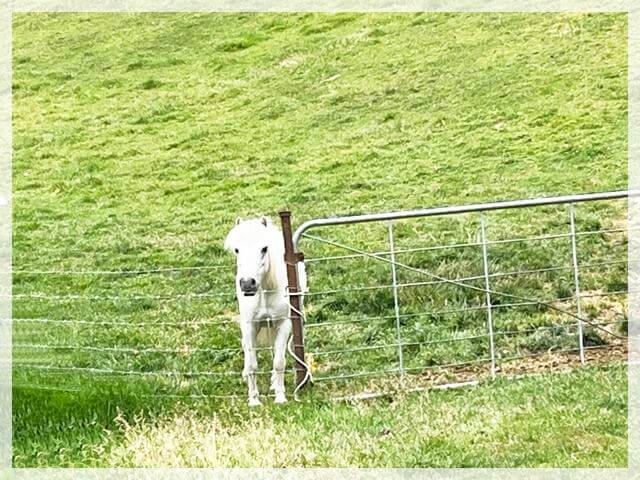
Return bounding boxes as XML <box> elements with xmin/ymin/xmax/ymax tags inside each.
<box><xmin>248</xmin><ymin>397</ymin><xmax>262</xmax><ymax>407</ymax></box>
<box><xmin>274</xmin><ymin>394</ymin><xmax>287</xmax><ymax>404</ymax></box>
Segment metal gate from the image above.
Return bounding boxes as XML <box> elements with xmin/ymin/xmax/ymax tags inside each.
<box><xmin>280</xmin><ymin>190</ymin><xmax>631</xmax><ymax>393</ymax></box>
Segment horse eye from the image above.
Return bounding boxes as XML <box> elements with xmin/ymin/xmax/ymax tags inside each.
<box><xmin>234</xmin><ymin>248</ymin><xmax>239</xmax><ymax>254</ymax></box>
<box><xmin>261</xmin><ymin>246</ymin><xmax>268</xmax><ymax>255</ymax></box>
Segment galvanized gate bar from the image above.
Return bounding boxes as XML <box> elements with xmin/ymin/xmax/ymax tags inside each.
<box><xmin>293</xmin><ymin>190</ymin><xmax>632</xmax><ymax>249</ymax></box>
<box><xmin>480</xmin><ymin>214</ymin><xmax>497</xmax><ymax>379</ymax></box>
<box><xmin>290</xmin><ymin>190</ymin><xmax>631</xmax><ymax>388</ymax></box>
<box><xmin>279</xmin><ymin>211</ymin><xmax>308</xmax><ymax>389</ymax></box>
<box><xmin>387</xmin><ymin>222</ymin><xmax>405</xmax><ymax>375</ymax></box>
<box><xmin>569</xmin><ymin>204</ymin><xmax>586</xmax><ymax>364</ymax></box>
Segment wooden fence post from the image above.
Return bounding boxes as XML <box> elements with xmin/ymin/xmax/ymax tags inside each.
<box><xmin>279</xmin><ymin>211</ymin><xmax>308</xmax><ymax>389</ymax></box>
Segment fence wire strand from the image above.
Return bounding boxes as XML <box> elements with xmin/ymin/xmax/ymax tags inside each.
<box><xmin>8</xmin><ymin>264</ymin><xmax>231</xmax><ymax>275</ymax></box>
<box><xmin>12</xmin><ymin>343</ymin><xmax>275</xmax><ymax>355</ymax></box>
<box><xmin>304</xmin><ymin>290</ymin><xmax>627</xmax><ymax>329</ymax></box>
<box><xmin>302</xmin><ymin>260</ymin><xmax>631</xmax><ymax>298</ymax></box>
<box><xmin>13</xmin><ymin>363</ymin><xmax>293</xmax><ymax>377</ymax></box>
<box><xmin>304</xmin><ymin>227</ymin><xmax>630</xmax><ymax>264</ymax></box>
<box><xmin>308</xmin><ymin>319</ymin><xmax>623</xmax><ymax>359</ymax></box>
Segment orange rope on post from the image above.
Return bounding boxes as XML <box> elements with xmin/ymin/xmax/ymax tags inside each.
<box><xmin>279</xmin><ymin>210</ymin><xmax>309</xmax><ymax>390</ymax></box>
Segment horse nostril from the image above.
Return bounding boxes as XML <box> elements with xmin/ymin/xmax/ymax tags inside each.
<box><xmin>239</xmin><ymin>277</ymin><xmax>257</xmax><ymax>291</ymax></box>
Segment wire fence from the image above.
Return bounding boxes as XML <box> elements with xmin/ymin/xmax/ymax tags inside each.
<box><xmin>295</xmin><ymin>195</ymin><xmax>629</xmax><ymax>391</ymax></box>
<box><xmin>9</xmin><ymin>193</ymin><xmax>631</xmax><ymax>400</ymax></box>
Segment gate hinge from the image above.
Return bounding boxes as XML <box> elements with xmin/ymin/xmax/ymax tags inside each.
<box><xmin>286</xmin><ymin>251</ymin><xmax>305</xmax><ymax>263</ymax></box>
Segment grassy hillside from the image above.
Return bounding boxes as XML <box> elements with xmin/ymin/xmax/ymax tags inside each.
<box><xmin>11</xmin><ymin>13</ymin><xmax>628</xmax><ymax>467</ymax></box>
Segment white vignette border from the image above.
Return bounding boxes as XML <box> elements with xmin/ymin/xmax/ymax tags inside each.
<box><xmin>0</xmin><ymin>1</ymin><xmax>637</xmax><ymax>479</ymax></box>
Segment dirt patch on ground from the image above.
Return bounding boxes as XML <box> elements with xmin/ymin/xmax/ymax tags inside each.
<box><xmin>328</xmin><ymin>342</ymin><xmax>628</xmax><ymax>401</ymax></box>
<box><xmin>498</xmin><ymin>342</ymin><xmax>627</xmax><ymax>376</ymax></box>
<box><xmin>317</xmin><ymin>289</ymin><xmax>629</xmax><ymax>401</ymax></box>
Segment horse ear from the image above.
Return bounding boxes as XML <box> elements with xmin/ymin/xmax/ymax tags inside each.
<box><xmin>260</xmin><ymin>216</ymin><xmax>272</xmax><ymax>227</ymax></box>
<box><xmin>235</xmin><ymin>217</ymin><xmax>242</xmax><ymax>226</ymax></box>
<box><xmin>223</xmin><ymin>232</ymin><xmax>233</xmax><ymax>252</ymax></box>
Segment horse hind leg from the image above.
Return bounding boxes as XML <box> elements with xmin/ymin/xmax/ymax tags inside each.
<box><xmin>271</xmin><ymin>320</ymin><xmax>292</xmax><ymax>404</ymax></box>
<box><xmin>269</xmin><ymin>365</ymin><xmax>282</xmax><ymax>397</ymax></box>
<box><xmin>271</xmin><ymin>357</ymin><xmax>287</xmax><ymax>404</ymax></box>
<box><xmin>269</xmin><ymin>370</ymin><xmax>277</xmax><ymax>391</ymax></box>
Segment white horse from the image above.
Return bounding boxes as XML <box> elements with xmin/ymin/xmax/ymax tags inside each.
<box><xmin>224</xmin><ymin>216</ymin><xmax>306</xmax><ymax>406</ymax></box>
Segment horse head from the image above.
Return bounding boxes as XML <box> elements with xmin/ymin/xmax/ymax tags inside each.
<box><xmin>224</xmin><ymin>216</ymin><xmax>280</xmax><ymax>296</ymax></box>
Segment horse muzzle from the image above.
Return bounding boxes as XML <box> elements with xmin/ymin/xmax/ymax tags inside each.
<box><xmin>239</xmin><ymin>277</ymin><xmax>258</xmax><ymax>296</ymax></box>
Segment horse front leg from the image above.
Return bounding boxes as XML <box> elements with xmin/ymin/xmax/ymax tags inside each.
<box><xmin>271</xmin><ymin>319</ymin><xmax>292</xmax><ymax>404</ymax></box>
<box><xmin>240</xmin><ymin>318</ymin><xmax>261</xmax><ymax>407</ymax></box>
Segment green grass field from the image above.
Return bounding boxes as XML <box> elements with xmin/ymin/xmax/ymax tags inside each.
<box><xmin>12</xmin><ymin>12</ymin><xmax>628</xmax><ymax>467</ymax></box>
<box><xmin>12</xmin><ymin>364</ymin><xmax>628</xmax><ymax>467</ymax></box>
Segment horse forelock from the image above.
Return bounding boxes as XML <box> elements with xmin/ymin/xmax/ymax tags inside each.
<box><xmin>226</xmin><ymin>219</ymin><xmax>271</xmax><ymax>248</ymax></box>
